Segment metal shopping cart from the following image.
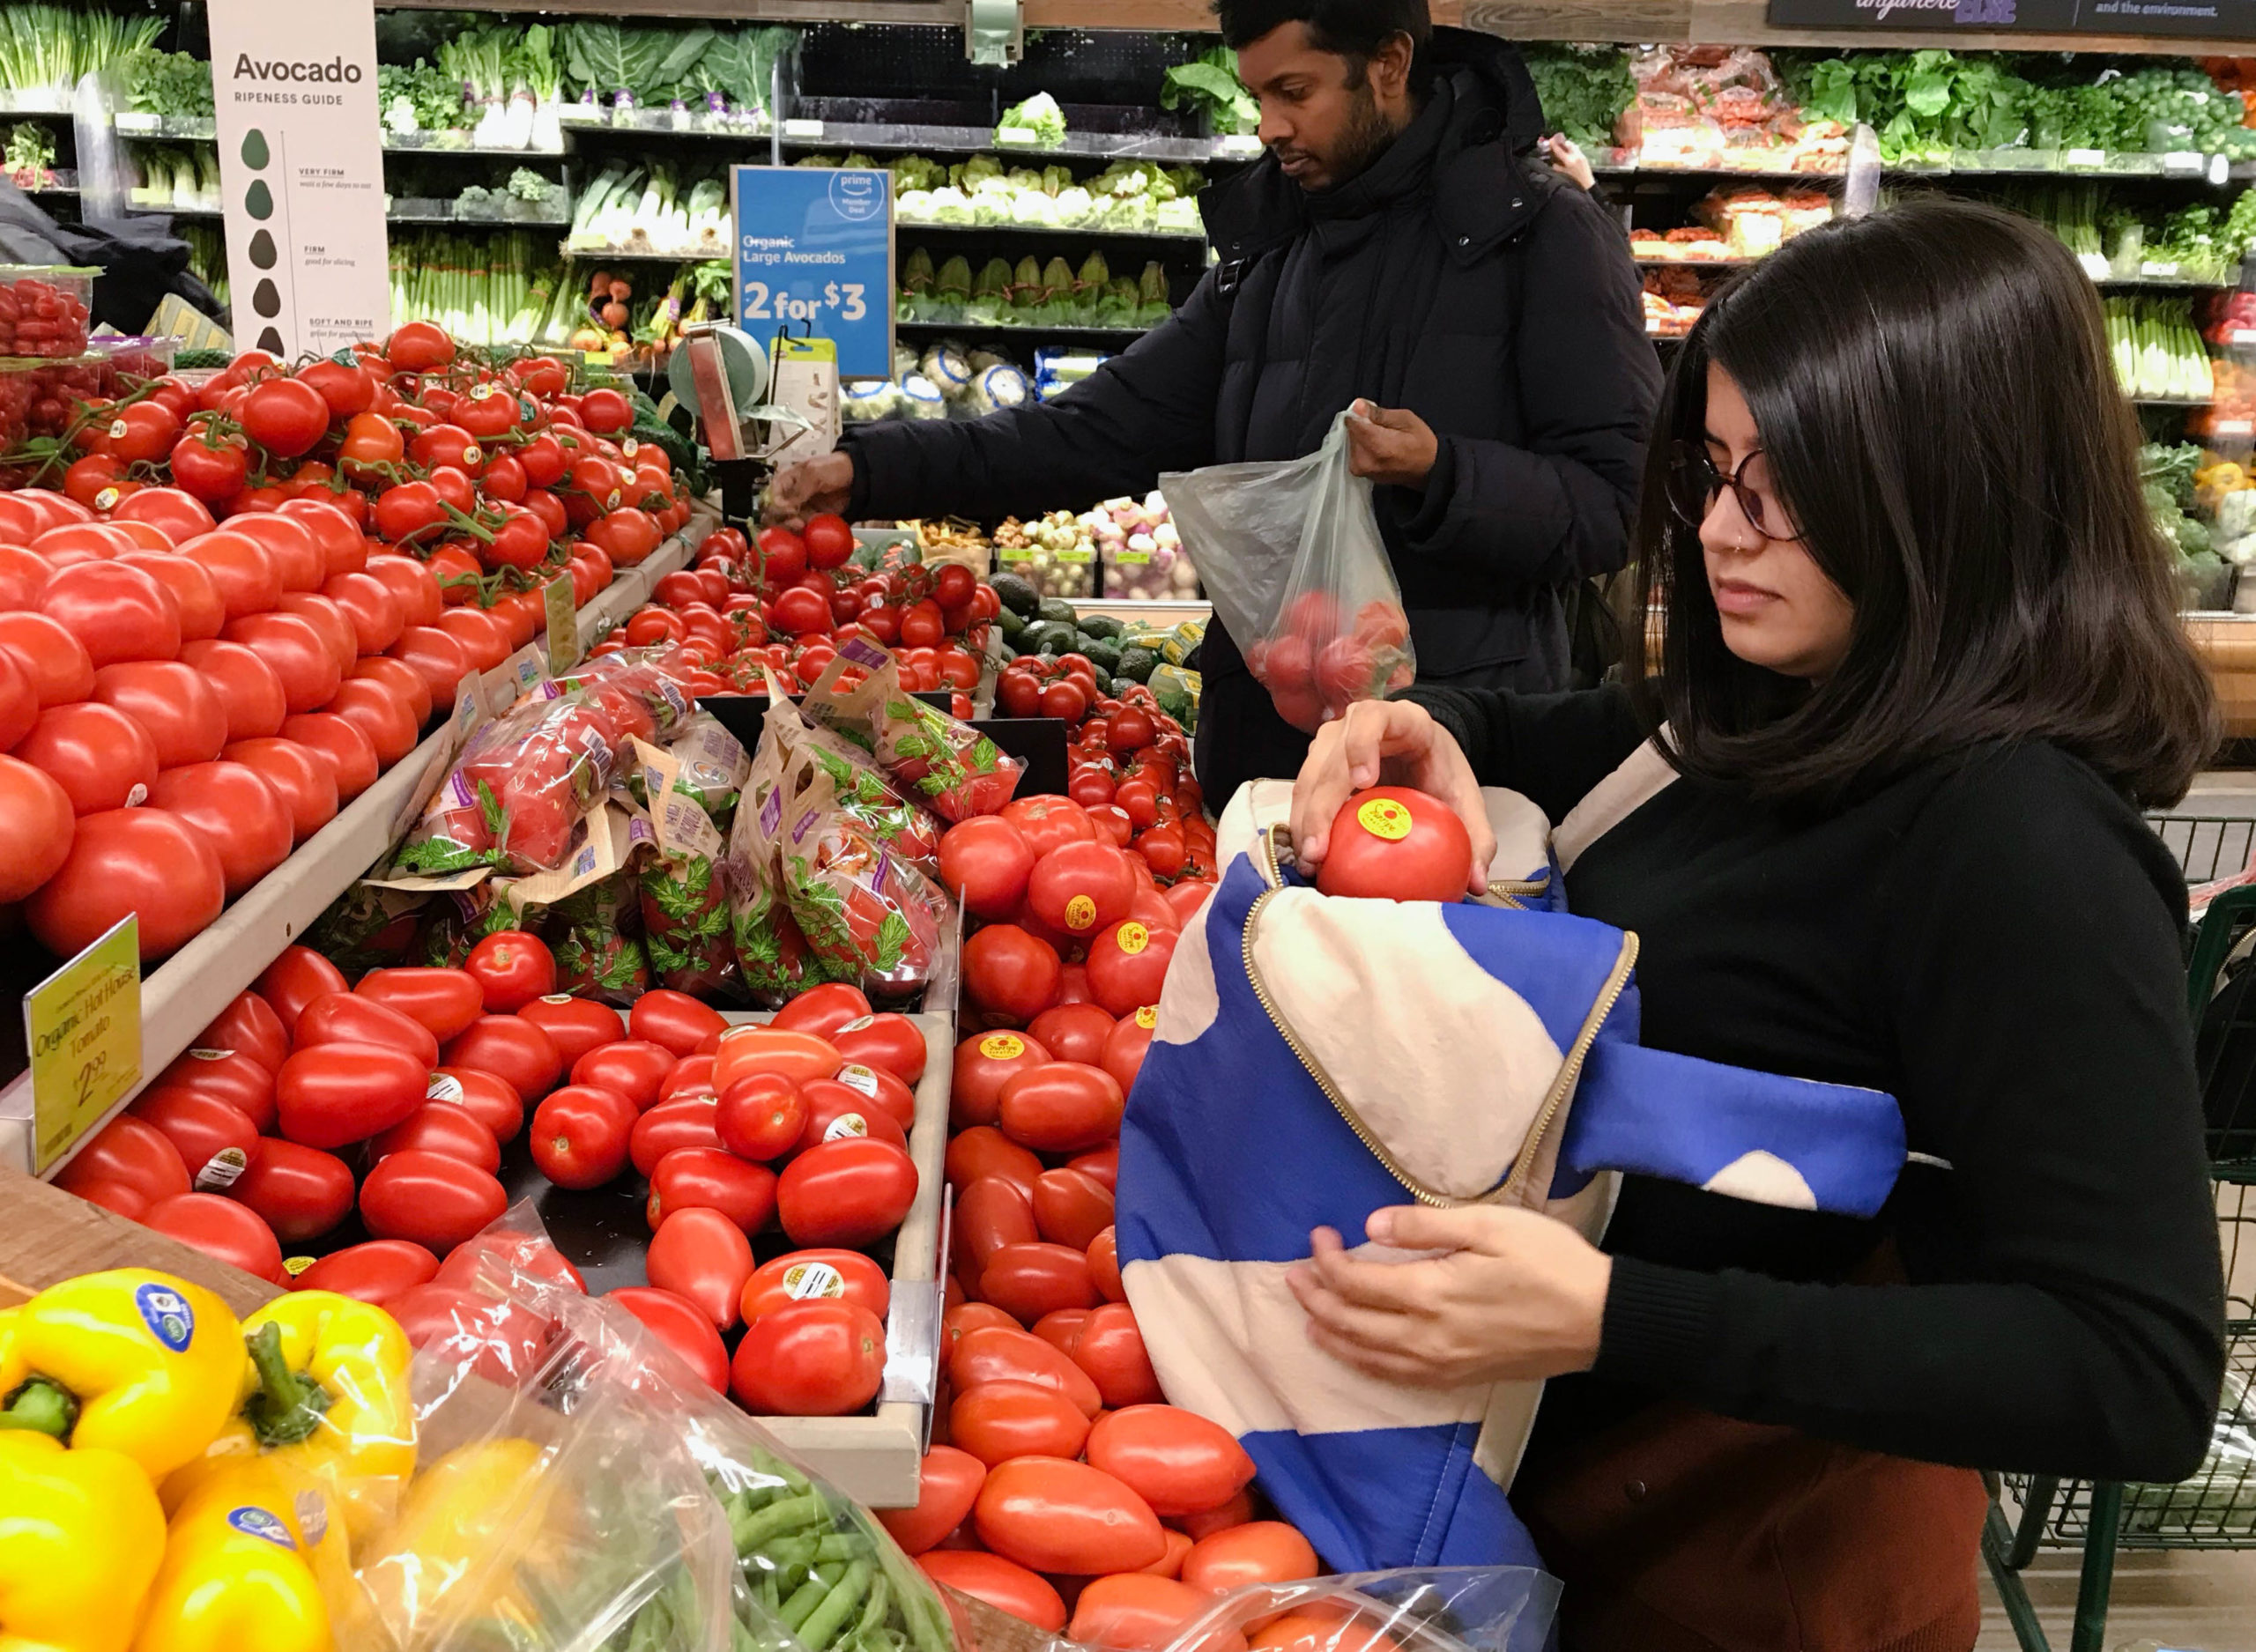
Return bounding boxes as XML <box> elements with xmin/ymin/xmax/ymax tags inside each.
<box><xmin>1984</xmin><ymin>815</ymin><xmax>2256</xmax><ymax>1652</ymax></box>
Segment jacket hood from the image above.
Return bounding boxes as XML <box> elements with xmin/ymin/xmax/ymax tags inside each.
<box><xmin>1201</xmin><ymin>26</ymin><xmax>1555</xmax><ymax>267</ymax></box>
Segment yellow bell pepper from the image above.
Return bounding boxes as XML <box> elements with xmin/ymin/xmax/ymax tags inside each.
<box><xmin>0</xmin><ymin>1270</ymin><xmax>240</xmax><ymax>1483</ymax></box>
<box><xmin>130</xmin><ymin>1455</ymin><xmax>340</xmax><ymax>1652</ymax></box>
<box><xmin>187</xmin><ymin>1292</ymin><xmax>413</xmax><ymax>1546</ymax></box>
<box><xmin>359</xmin><ymin>1437</ymin><xmax>553</xmax><ymax>1641</ymax></box>
<box><xmin>0</xmin><ymin>1432</ymin><xmax>167</xmax><ymax>1652</ymax></box>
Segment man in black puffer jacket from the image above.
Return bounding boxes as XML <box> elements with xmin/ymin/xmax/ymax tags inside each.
<box><xmin>771</xmin><ymin>0</ymin><xmax>1659</xmax><ymax>806</ymax></box>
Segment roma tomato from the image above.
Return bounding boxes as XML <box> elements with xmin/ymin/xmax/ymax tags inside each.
<box><xmin>630</xmin><ymin>988</ymin><xmax>729</xmax><ymax>1056</ymax></box>
<box><xmin>776</xmin><ymin>1137</ymin><xmax>917</xmax><ymax>1248</ymax></box>
<box><xmin>974</xmin><ymin>1456</ymin><xmax>1167</xmax><ymax>1574</ymax></box>
<box><xmin>516</xmin><ymin>994</ymin><xmax>625</xmax><ymax>1069</ymax></box>
<box><xmin>768</xmin><ymin>982</ymin><xmax>871</xmax><ymax>1039</ymax></box>
<box><xmin>954</xmin><ymin>1177</ymin><xmax>1038</xmax><ymax>1284</ymax></box>
<box><xmin>878</xmin><ymin>1444</ymin><xmax>986</xmax><ymax>1555</ymax></box>
<box><xmin>54</xmin><ymin>1115</ymin><xmax>187</xmax><ymax>1205</ymax></box>
<box><xmin>998</xmin><ymin>1062</ymin><xmax>1124</xmax><ymax>1154</ymax></box>
<box><xmin>358</xmin><ymin>1150</ymin><xmax>509</xmax><ymax>1255</ymax></box>
<box><xmin>228</xmin><ymin>1138</ymin><xmax>357</xmax><ymax>1244</ymax></box>
<box><xmin>1086</xmin><ymin>920</ymin><xmax>1177</xmax><ymax>1018</ymax></box>
<box><xmin>127</xmin><ymin>1088</ymin><xmax>257</xmax><ymax>1189</ymax></box>
<box><xmin>740</xmin><ymin>1248</ymin><xmax>890</xmax><ymax>1325</ymax></box>
<box><xmin>1026</xmin><ymin>1004</ymin><xmax>1115</xmax><ymax>1068</ymax></box>
<box><xmin>831</xmin><ymin>1061</ymin><xmax>917</xmax><ymax>1132</ymax></box>
<box><xmin>1248</xmin><ymin>1614</ymin><xmax>1399</xmax><ymax>1652</ymax></box>
<box><xmin>647</xmin><ymin>1205</ymin><xmax>755</xmax><ymax>1329</ymax></box>
<box><xmin>1032</xmin><ymin>1308</ymin><xmax>1090</xmax><ymax>1355</ymax></box>
<box><xmin>939</xmin><ymin>817</ymin><xmax>1036</xmax><ymax>920</ymax></box>
<box><xmin>647</xmin><ymin>1147</ymin><xmax>777</xmax><ymax>1233</ymax></box>
<box><xmin>1086</xmin><ymin>1405</ymin><xmax>1258</xmax><ymax>1517</ymax></box>
<box><xmin>915</xmin><ymin>1553</ymin><xmax>1063</xmax><ymax>1633</ymax></box>
<box><xmin>195</xmin><ymin>989</ymin><xmax>291</xmax><ymax>1075</ymax></box>
<box><xmin>435</xmin><ymin>1227</ymin><xmax>587</xmax><ymax>1294</ymax></box>
<box><xmin>951</xmin><ymin>1380</ymin><xmax>1092</xmax><ymax>1466</ymax></box>
<box><xmin>154</xmin><ymin>1046</ymin><xmax>273</xmax><ymax>1130</ymax></box>
<box><xmin>293</xmin><ymin>991</ymin><xmax>442</xmax><ymax>1070</ymax></box>
<box><xmin>1181</xmin><ymin>1522</ymin><xmax>1321</xmax><ymax>1593</ymax></box>
<box><xmin>288</xmin><ymin>1239</ymin><xmax>439</xmax><ymax>1305</ymax></box>
<box><xmin>830</xmin><ymin>1013</ymin><xmax>927</xmax><ymax>1085</ymax></box>
<box><xmin>795</xmin><ymin>1079</ymin><xmax>909</xmax><ymax>1155</ymax></box>
<box><xmin>1028</xmin><ymin>841</ymin><xmax>1138</xmax><ymax>938</ymax></box>
<box><xmin>442</xmin><ymin>1015</ymin><xmax>564</xmax><ymax>1104</ymax></box>
<box><xmin>1072</xmin><ymin>1301</ymin><xmax>1162</xmax><ymax>1409</ymax></box>
<box><xmin>1315</xmin><ymin>786</ymin><xmax>1476</xmax><ymax>903</ymax></box>
<box><xmin>570</xmin><ymin>1040</ymin><xmax>676</xmax><ymax>1113</ymax></box>
<box><xmin>464</xmin><ymin>930</ymin><xmax>555</xmax><ymax>1011</ymax></box>
<box><xmin>530</xmin><ymin>1083</ymin><xmax>637</xmax><ymax>1189</ymax></box>
<box><xmin>1103</xmin><ymin>1007</ymin><xmax>1158</xmax><ymax>1095</ymax></box>
<box><xmin>371</xmin><ymin>1102</ymin><xmax>502</xmax><ymax>1174</ymax></box>
<box><xmin>950</xmin><ymin>1325</ymin><xmax>1102</xmax><ymax>1417</ymax></box>
<box><xmin>1069</xmin><ymin>1575</ymin><xmax>1214</xmax><ymax>1652</ymax></box>
<box><xmin>607</xmin><ymin>1285</ymin><xmax>731</xmax><ymax>1392</ymax></box>
<box><xmin>716</xmin><ymin>1071</ymin><xmax>806</xmax><ymax>1162</ymax></box>
<box><xmin>275</xmin><ymin>1041</ymin><xmax>429</xmax><ymax>1149</ymax></box>
<box><xmin>26</xmin><ymin>805</ymin><xmax>223</xmax><ymax>959</ymax></box>
<box><xmin>730</xmin><ymin>1300</ymin><xmax>887</xmax><ymax>1416</ymax></box>
<box><xmin>355</xmin><ymin>967</ymin><xmax>485</xmax><ymax>1042</ymax></box>
<box><xmin>142</xmin><ymin>1192</ymin><xmax>284</xmax><ymax>1285</ymax></box>
<box><xmin>981</xmin><ymin>1242</ymin><xmax>1099</xmax><ymax>1323</ymax></box>
<box><xmin>426</xmin><ymin>1067</ymin><xmax>524</xmax><ymax>1145</ymax></box>
<box><xmin>712</xmin><ymin>1024</ymin><xmax>840</xmax><ymax>1089</ymax></box>
<box><xmin>146</xmin><ymin>761</ymin><xmax>293</xmax><ymax>898</ymax></box>
<box><xmin>630</xmin><ymin>1098</ymin><xmax>723</xmax><ymax>1176</ymax></box>
<box><xmin>962</xmin><ymin>924</ymin><xmax>1062</xmax><ymax>1027</ymax></box>
<box><xmin>1087</xmin><ymin>1226</ymin><xmax>1126</xmax><ymax>1303</ymax></box>
<box><xmin>945</xmin><ymin>1126</ymin><xmax>1043</xmax><ymax>1198</ymax></box>
<box><xmin>660</xmin><ymin>1055</ymin><xmax>720</xmax><ymax>1106</ymax></box>
<box><xmin>1032</xmin><ymin>1168</ymin><xmax>1116</xmax><ymax>1251</ymax></box>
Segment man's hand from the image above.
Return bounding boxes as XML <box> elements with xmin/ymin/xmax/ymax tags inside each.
<box><xmin>766</xmin><ymin>452</ymin><xmax>854</xmax><ymax>525</ymax></box>
<box><xmin>1289</xmin><ymin>699</ymin><xmax>1495</xmax><ymax>894</ymax></box>
<box><xmin>1286</xmin><ymin>1204</ymin><xmax>1612</xmax><ymax>1389</ymax></box>
<box><xmin>1345</xmin><ymin>400</ymin><xmax>1439</xmax><ymax>490</ymax></box>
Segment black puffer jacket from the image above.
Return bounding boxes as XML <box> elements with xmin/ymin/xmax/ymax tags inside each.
<box><xmin>842</xmin><ymin>30</ymin><xmax>1660</xmax><ymax>804</ymax></box>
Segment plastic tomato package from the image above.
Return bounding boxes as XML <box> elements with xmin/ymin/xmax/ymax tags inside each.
<box><xmin>1165</xmin><ymin>411</ymin><xmax>1414</xmax><ymax>734</ymax></box>
<box><xmin>523</xmin><ymin>643</ymin><xmax>696</xmax><ymax>747</ymax></box>
<box><xmin>400</xmin><ymin>695</ymin><xmax>620</xmax><ymax>876</ymax></box>
<box><xmin>761</xmin><ymin>671</ymin><xmax>945</xmax><ymax>876</ymax></box>
<box><xmin>777</xmin><ymin>742</ymin><xmax>949</xmax><ymax>1002</ymax></box>
<box><xmin>805</xmin><ymin>647</ymin><xmax>1023</xmax><ymax>823</ymax></box>
<box><xmin>627</xmin><ymin>737</ymin><xmax>740</xmax><ymax>1000</ymax></box>
<box><xmin>546</xmin><ymin>862</ymin><xmax>651</xmax><ymax>1005</ymax></box>
<box><xmin>726</xmin><ymin>727</ymin><xmax>834</xmax><ymax>1006</ymax></box>
<box><xmin>1028</xmin><ymin>1569</ymin><xmax>1561</xmax><ymax>1652</ymax></box>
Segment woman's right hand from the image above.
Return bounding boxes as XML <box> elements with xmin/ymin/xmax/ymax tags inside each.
<box><xmin>1289</xmin><ymin>699</ymin><xmax>1495</xmax><ymax>895</ymax></box>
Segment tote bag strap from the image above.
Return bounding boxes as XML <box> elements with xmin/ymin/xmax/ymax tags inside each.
<box><xmin>1553</xmin><ymin>731</ymin><xmax>1680</xmax><ymax>874</ymax></box>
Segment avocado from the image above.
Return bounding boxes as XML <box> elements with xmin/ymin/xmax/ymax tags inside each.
<box><xmin>1115</xmin><ymin>645</ymin><xmax>1157</xmax><ymax>684</ymax></box>
<box><xmin>1084</xmin><ymin>636</ymin><xmax>1123</xmax><ymax>673</ymax></box>
<box><xmin>1089</xmin><ymin>666</ymin><xmax>1115</xmax><ymax>697</ymax></box>
<box><xmin>991</xmin><ymin>572</ymin><xmax>1040</xmax><ymax>617</ymax></box>
<box><xmin>1020</xmin><ymin>619</ymin><xmax>1077</xmax><ymax>656</ymax></box>
<box><xmin>1077</xmin><ymin>613</ymin><xmax>1124</xmax><ymax>641</ymax></box>
<box><xmin>996</xmin><ymin>605</ymin><xmax>1027</xmax><ymax>641</ymax></box>
<box><xmin>1035</xmin><ymin>596</ymin><xmax>1079</xmax><ymax>627</ymax></box>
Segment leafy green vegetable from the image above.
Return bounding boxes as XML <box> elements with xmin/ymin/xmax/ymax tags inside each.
<box><xmin>127</xmin><ymin>52</ymin><xmax>213</xmax><ymax>120</ymax></box>
<box><xmin>997</xmin><ymin>92</ymin><xmax>1065</xmax><ymax>146</ymax></box>
<box><xmin>1161</xmin><ymin>47</ymin><xmax>1258</xmax><ymax>136</ymax></box>
<box><xmin>1522</xmin><ymin>43</ymin><xmax>1633</xmax><ymax>150</ymax></box>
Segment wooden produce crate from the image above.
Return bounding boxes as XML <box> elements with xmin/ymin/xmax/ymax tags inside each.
<box><xmin>0</xmin><ymin>1163</ymin><xmax>278</xmax><ymax>1315</ymax></box>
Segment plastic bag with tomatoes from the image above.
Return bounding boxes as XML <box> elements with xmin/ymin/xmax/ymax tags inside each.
<box><xmin>532</xmin><ymin>644</ymin><xmax>696</xmax><ymax>746</ymax></box>
<box><xmin>805</xmin><ymin>646</ymin><xmax>1023</xmax><ymax>822</ymax></box>
<box><xmin>546</xmin><ymin>869</ymin><xmax>650</xmax><ymax>1005</ymax></box>
<box><xmin>761</xmin><ymin>673</ymin><xmax>946</xmax><ymax>876</ymax></box>
<box><xmin>1164</xmin><ymin>411</ymin><xmax>1414</xmax><ymax>734</ymax></box>
<box><xmin>627</xmin><ymin>737</ymin><xmax>741</xmax><ymax>1001</ymax></box>
<box><xmin>776</xmin><ymin>742</ymin><xmax>948</xmax><ymax>1001</ymax></box>
<box><xmin>1051</xmin><ymin>1569</ymin><xmax>1560</xmax><ymax>1652</ymax></box>
<box><xmin>400</xmin><ymin>694</ymin><xmax>620</xmax><ymax>876</ymax></box>
<box><xmin>725</xmin><ymin>730</ymin><xmax>835</xmax><ymax>1005</ymax></box>
<box><xmin>304</xmin><ymin>881</ymin><xmax>428</xmax><ymax>977</ymax></box>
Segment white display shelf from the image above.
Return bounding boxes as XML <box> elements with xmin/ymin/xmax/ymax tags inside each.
<box><xmin>0</xmin><ymin>508</ymin><xmax>716</xmax><ymax>1177</ymax></box>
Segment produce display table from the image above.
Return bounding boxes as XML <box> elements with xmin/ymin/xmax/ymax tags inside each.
<box><xmin>0</xmin><ymin>510</ymin><xmax>716</xmax><ymax>1180</ymax></box>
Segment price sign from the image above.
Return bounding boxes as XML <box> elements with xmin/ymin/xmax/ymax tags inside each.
<box><xmin>26</xmin><ymin>916</ymin><xmax>141</xmax><ymax>1174</ymax></box>
<box><xmin>730</xmin><ymin>166</ymin><xmax>893</xmax><ymax>379</ymax></box>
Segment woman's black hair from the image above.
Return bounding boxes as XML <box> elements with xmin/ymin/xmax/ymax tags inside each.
<box><xmin>1628</xmin><ymin>196</ymin><xmax>2217</xmax><ymax>809</ymax></box>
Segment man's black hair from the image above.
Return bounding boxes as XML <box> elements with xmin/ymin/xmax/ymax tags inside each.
<box><xmin>1213</xmin><ymin>0</ymin><xmax>1431</xmax><ymax>80</ymax></box>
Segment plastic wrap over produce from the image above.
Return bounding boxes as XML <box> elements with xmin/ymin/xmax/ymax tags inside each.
<box><xmin>1008</xmin><ymin>1570</ymin><xmax>1558</xmax><ymax>1652</ymax></box>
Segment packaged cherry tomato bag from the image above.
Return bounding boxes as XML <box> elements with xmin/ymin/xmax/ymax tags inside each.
<box><xmin>776</xmin><ymin>742</ymin><xmax>948</xmax><ymax>1001</ymax></box>
<box><xmin>802</xmin><ymin>645</ymin><xmax>1024</xmax><ymax>822</ymax></box>
<box><xmin>757</xmin><ymin>668</ymin><xmax>946</xmax><ymax>875</ymax></box>
<box><xmin>627</xmin><ymin>736</ymin><xmax>742</xmax><ymax>1000</ymax></box>
<box><xmin>1117</xmin><ymin>764</ymin><xmax>1917</xmax><ymax>1575</ymax></box>
<box><xmin>1163</xmin><ymin>411</ymin><xmax>1414</xmax><ymax>733</ymax></box>
<box><xmin>725</xmin><ymin>720</ymin><xmax>835</xmax><ymax>1005</ymax></box>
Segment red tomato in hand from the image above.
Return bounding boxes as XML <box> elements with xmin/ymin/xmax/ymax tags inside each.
<box><xmin>647</xmin><ymin>1205</ymin><xmax>755</xmax><ymax>1329</ymax></box>
<box><xmin>464</xmin><ymin>930</ymin><xmax>555</xmax><ymax>1011</ymax></box>
<box><xmin>777</xmin><ymin>1137</ymin><xmax>918</xmax><ymax>1248</ymax></box>
<box><xmin>878</xmin><ymin>1444</ymin><xmax>987</xmax><ymax>1555</ymax></box>
<box><xmin>226</xmin><ymin>1138</ymin><xmax>356</xmax><ymax>1244</ymax></box>
<box><xmin>288</xmin><ymin>1238</ymin><xmax>439</xmax><ymax>1305</ymax></box>
<box><xmin>1315</xmin><ymin>786</ymin><xmax>1477</xmax><ymax>903</ymax></box>
<box><xmin>606</xmin><ymin>1285</ymin><xmax>730</xmax><ymax>1391</ymax></box>
<box><xmin>939</xmin><ymin>817</ymin><xmax>1037</xmax><ymax>920</ymax></box>
<box><xmin>355</xmin><ymin>967</ymin><xmax>485</xmax><ymax>1043</ymax></box>
<box><xmin>530</xmin><ymin>1083</ymin><xmax>637</xmax><ymax>1189</ymax></box>
<box><xmin>801</xmin><ymin>514</ymin><xmax>855</xmax><ymax>570</ymax></box>
<box><xmin>730</xmin><ymin>1300</ymin><xmax>887</xmax><ymax>1416</ymax></box>
<box><xmin>647</xmin><ymin>1146</ymin><xmax>777</xmax><ymax>1233</ymax></box>
<box><xmin>974</xmin><ymin>1456</ymin><xmax>1167</xmax><ymax>1574</ymax></box>
<box><xmin>358</xmin><ymin>1150</ymin><xmax>508</xmax><ymax>1255</ymax></box>
<box><xmin>570</xmin><ymin>1039</ymin><xmax>677</xmax><ymax>1113</ymax></box>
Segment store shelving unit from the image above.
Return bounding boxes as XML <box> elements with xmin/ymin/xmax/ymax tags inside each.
<box><xmin>0</xmin><ymin>508</ymin><xmax>718</xmax><ymax>1180</ymax></box>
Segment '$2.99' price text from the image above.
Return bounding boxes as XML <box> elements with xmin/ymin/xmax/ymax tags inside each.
<box><xmin>741</xmin><ymin>281</ymin><xmax>868</xmax><ymax>323</ymax></box>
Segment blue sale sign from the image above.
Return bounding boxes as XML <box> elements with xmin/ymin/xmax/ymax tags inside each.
<box><xmin>730</xmin><ymin>166</ymin><xmax>894</xmax><ymax>379</ymax></box>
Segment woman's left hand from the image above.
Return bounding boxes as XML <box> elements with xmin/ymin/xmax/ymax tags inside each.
<box><xmin>1286</xmin><ymin>1204</ymin><xmax>1613</xmax><ymax>1388</ymax></box>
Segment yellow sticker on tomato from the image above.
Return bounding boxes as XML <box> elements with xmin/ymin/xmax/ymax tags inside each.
<box><xmin>1357</xmin><ymin>796</ymin><xmax>1414</xmax><ymax>841</ymax></box>
<box><xmin>282</xmin><ymin>1255</ymin><xmax>316</xmax><ymax>1277</ymax></box>
<box><xmin>1065</xmin><ymin>894</ymin><xmax>1097</xmax><ymax>930</ymax></box>
<box><xmin>1134</xmin><ymin>1005</ymin><xmax>1158</xmax><ymax>1030</ymax></box>
<box><xmin>980</xmin><ymin>1033</ymin><xmax>1025</xmax><ymax>1060</ymax></box>
<box><xmin>1116</xmin><ymin>922</ymin><xmax>1150</xmax><ymax>955</ymax></box>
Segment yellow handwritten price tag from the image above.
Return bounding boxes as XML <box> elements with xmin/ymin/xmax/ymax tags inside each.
<box><xmin>544</xmin><ymin>575</ymin><xmax>581</xmax><ymax>675</ymax></box>
<box><xmin>26</xmin><ymin>915</ymin><xmax>141</xmax><ymax>1173</ymax></box>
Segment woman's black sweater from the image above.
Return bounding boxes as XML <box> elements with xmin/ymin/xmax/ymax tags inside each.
<box><xmin>1405</xmin><ymin>684</ymin><xmax>2226</xmax><ymax>1482</ymax></box>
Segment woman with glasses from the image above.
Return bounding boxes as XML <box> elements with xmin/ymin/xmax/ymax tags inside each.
<box><xmin>1282</xmin><ymin>199</ymin><xmax>2227</xmax><ymax>1648</ymax></box>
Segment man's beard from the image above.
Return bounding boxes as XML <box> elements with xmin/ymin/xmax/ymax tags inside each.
<box><xmin>1321</xmin><ymin>82</ymin><xmax>1400</xmax><ymax>189</ymax></box>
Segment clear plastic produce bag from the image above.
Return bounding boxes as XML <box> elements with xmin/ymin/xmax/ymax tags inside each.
<box><xmin>1164</xmin><ymin>412</ymin><xmax>1414</xmax><ymax>733</ymax></box>
<box><xmin>1011</xmin><ymin>1569</ymin><xmax>1557</xmax><ymax>1652</ymax></box>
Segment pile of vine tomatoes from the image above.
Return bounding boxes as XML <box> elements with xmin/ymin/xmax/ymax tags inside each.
<box><xmin>997</xmin><ymin>662</ymin><xmax>1210</xmax><ymax>880</ymax></box>
<box><xmin>597</xmin><ymin>520</ymin><xmax>994</xmax><ymax>714</ymax></box>
<box><xmin>0</xmin><ymin>324</ymin><xmax>706</xmax><ymax>966</ymax></box>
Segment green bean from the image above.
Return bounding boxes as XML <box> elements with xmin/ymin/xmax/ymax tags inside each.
<box><xmin>801</xmin><ymin>1559</ymin><xmax>874</xmax><ymax>1651</ymax></box>
<box><xmin>853</xmin><ymin>1575</ymin><xmax>892</xmax><ymax>1641</ymax></box>
<box><xmin>761</xmin><ymin>1535</ymin><xmax>819</xmax><ymax>1575</ymax></box>
<box><xmin>783</xmin><ymin>1563</ymin><xmax>847</xmax><ymax>1632</ymax></box>
<box><xmin>759</xmin><ymin>1569</ymin><xmax>783</xmax><ymax>1618</ymax></box>
<box><xmin>814</xmin><ymin>1533</ymin><xmax>871</xmax><ymax>1564</ymax></box>
<box><xmin>735</xmin><ymin>1492</ymin><xmax>827</xmax><ymax>1552</ymax></box>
